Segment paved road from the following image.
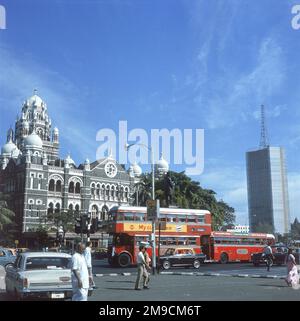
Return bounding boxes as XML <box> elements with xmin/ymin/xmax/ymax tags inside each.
<box><xmin>93</xmin><ymin>259</ymin><xmax>290</xmax><ymax>277</ymax></box>
<box><xmin>89</xmin><ymin>274</ymin><xmax>300</xmax><ymax>301</ymax></box>
<box><xmin>1</xmin><ymin>260</ymin><xmax>299</xmax><ymax>301</ymax></box>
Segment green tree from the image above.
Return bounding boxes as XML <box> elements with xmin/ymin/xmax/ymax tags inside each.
<box><xmin>47</xmin><ymin>209</ymin><xmax>78</xmax><ymax>244</ymax></box>
<box><xmin>132</xmin><ymin>171</ymin><xmax>235</xmax><ymax>230</ymax></box>
<box><xmin>0</xmin><ymin>192</ymin><xmax>15</xmax><ymax>231</ymax></box>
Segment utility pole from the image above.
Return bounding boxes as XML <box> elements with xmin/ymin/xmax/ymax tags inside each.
<box><xmin>126</xmin><ymin>143</ymin><xmax>157</xmax><ymax>275</ymax></box>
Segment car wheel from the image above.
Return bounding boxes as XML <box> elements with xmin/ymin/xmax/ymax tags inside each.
<box><xmin>162</xmin><ymin>260</ymin><xmax>171</xmax><ymax>270</ymax></box>
<box><xmin>5</xmin><ymin>263</ymin><xmax>14</xmax><ymax>272</ymax></box>
<box><xmin>117</xmin><ymin>253</ymin><xmax>131</xmax><ymax>268</ymax></box>
<box><xmin>220</xmin><ymin>253</ymin><xmax>229</xmax><ymax>264</ymax></box>
<box><xmin>193</xmin><ymin>260</ymin><xmax>201</xmax><ymax>269</ymax></box>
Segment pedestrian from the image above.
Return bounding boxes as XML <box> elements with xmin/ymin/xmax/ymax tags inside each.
<box><xmin>285</xmin><ymin>248</ymin><xmax>299</xmax><ymax>288</ymax></box>
<box><xmin>263</xmin><ymin>243</ymin><xmax>273</xmax><ymax>272</ymax></box>
<box><xmin>71</xmin><ymin>242</ymin><xmax>90</xmax><ymax>301</ymax></box>
<box><xmin>134</xmin><ymin>245</ymin><xmax>149</xmax><ymax>290</ymax></box>
<box><xmin>84</xmin><ymin>241</ymin><xmax>96</xmax><ymax>288</ymax></box>
<box><xmin>143</xmin><ymin>249</ymin><xmax>151</xmax><ymax>287</ymax></box>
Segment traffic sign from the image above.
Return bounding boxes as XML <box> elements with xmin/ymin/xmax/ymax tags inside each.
<box><xmin>146</xmin><ymin>199</ymin><xmax>156</xmax><ymax>221</ymax></box>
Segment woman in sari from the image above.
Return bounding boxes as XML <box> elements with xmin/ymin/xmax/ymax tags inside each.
<box><xmin>285</xmin><ymin>248</ymin><xmax>299</xmax><ymax>288</ymax></box>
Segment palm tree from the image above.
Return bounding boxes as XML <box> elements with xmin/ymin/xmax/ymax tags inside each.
<box><xmin>0</xmin><ymin>192</ymin><xmax>15</xmax><ymax>231</ymax></box>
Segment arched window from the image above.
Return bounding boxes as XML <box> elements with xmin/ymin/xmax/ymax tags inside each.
<box><xmin>111</xmin><ymin>185</ymin><xmax>115</xmax><ymax>200</ymax></box>
<box><xmin>91</xmin><ymin>183</ymin><xmax>95</xmax><ymax>196</ymax></box>
<box><xmin>56</xmin><ymin>180</ymin><xmax>62</xmax><ymax>192</ymax></box>
<box><xmin>124</xmin><ymin>187</ymin><xmax>129</xmax><ymax>202</ymax></box>
<box><xmin>75</xmin><ymin>204</ymin><xmax>80</xmax><ymax>213</ymax></box>
<box><xmin>48</xmin><ymin>202</ymin><xmax>54</xmax><ymax>215</ymax></box>
<box><xmin>101</xmin><ymin>205</ymin><xmax>109</xmax><ymax>221</ymax></box>
<box><xmin>75</xmin><ymin>182</ymin><xmax>81</xmax><ymax>194</ymax></box>
<box><xmin>69</xmin><ymin>204</ymin><xmax>73</xmax><ymax>211</ymax></box>
<box><xmin>100</xmin><ymin>184</ymin><xmax>105</xmax><ymax>199</ymax></box>
<box><xmin>49</xmin><ymin>179</ymin><xmax>55</xmax><ymax>191</ymax></box>
<box><xmin>106</xmin><ymin>185</ymin><xmax>110</xmax><ymax>199</ymax></box>
<box><xmin>55</xmin><ymin>203</ymin><xmax>60</xmax><ymax>214</ymax></box>
<box><xmin>69</xmin><ymin>182</ymin><xmax>74</xmax><ymax>193</ymax></box>
<box><xmin>91</xmin><ymin>205</ymin><xmax>98</xmax><ymax>219</ymax></box>
<box><xmin>120</xmin><ymin>186</ymin><xmax>124</xmax><ymax>202</ymax></box>
<box><xmin>96</xmin><ymin>184</ymin><xmax>100</xmax><ymax>197</ymax></box>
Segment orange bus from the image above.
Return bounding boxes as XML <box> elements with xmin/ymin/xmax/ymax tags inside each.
<box><xmin>201</xmin><ymin>231</ymin><xmax>275</xmax><ymax>264</ymax></box>
<box><xmin>105</xmin><ymin>206</ymin><xmax>212</xmax><ymax>267</ymax></box>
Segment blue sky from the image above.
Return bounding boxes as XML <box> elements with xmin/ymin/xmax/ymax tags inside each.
<box><xmin>1</xmin><ymin>0</ymin><xmax>300</xmax><ymax>225</ymax></box>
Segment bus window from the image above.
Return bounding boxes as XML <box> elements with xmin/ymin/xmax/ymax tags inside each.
<box><xmin>168</xmin><ymin>237</ymin><xmax>177</xmax><ymax>245</ymax></box>
<box><xmin>135</xmin><ymin>213</ymin><xmax>144</xmax><ymax>221</ymax></box>
<box><xmin>116</xmin><ymin>213</ymin><xmax>124</xmax><ymax>221</ymax></box>
<box><xmin>160</xmin><ymin>237</ymin><xmax>168</xmax><ymax>245</ymax></box>
<box><xmin>187</xmin><ymin>216</ymin><xmax>197</xmax><ymax>223</ymax></box>
<box><xmin>165</xmin><ymin>215</ymin><xmax>172</xmax><ymax>222</ymax></box>
<box><xmin>123</xmin><ymin>212</ymin><xmax>135</xmax><ymax>221</ymax></box>
<box><xmin>188</xmin><ymin>238</ymin><xmax>197</xmax><ymax>245</ymax></box>
<box><xmin>177</xmin><ymin>238</ymin><xmax>185</xmax><ymax>245</ymax></box>
<box><xmin>135</xmin><ymin>236</ymin><xmax>147</xmax><ymax>245</ymax></box>
<box><xmin>177</xmin><ymin>215</ymin><xmax>187</xmax><ymax>223</ymax></box>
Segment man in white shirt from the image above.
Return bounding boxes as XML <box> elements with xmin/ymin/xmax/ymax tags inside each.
<box><xmin>72</xmin><ymin>242</ymin><xmax>90</xmax><ymax>301</ymax></box>
<box><xmin>84</xmin><ymin>241</ymin><xmax>95</xmax><ymax>288</ymax></box>
<box><xmin>134</xmin><ymin>245</ymin><xmax>149</xmax><ymax>290</ymax></box>
<box><xmin>263</xmin><ymin>243</ymin><xmax>274</xmax><ymax>272</ymax></box>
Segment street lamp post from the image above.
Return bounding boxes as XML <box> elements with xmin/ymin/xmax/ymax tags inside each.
<box><xmin>125</xmin><ymin>143</ymin><xmax>156</xmax><ymax>275</ymax></box>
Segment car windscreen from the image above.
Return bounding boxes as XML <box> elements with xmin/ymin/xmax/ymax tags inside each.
<box><xmin>25</xmin><ymin>257</ymin><xmax>71</xmax><ymax>270</ymax></box>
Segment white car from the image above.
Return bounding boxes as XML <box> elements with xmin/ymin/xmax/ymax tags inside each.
<box><xmin>5</xmin><ymin>252</ymin><xmax>73</xmax><ymax>300</ymax></box>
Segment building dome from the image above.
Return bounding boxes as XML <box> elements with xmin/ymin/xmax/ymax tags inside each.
<box><xmin>27</xmin><ymin>94</ymin><xmax>44</xmax><ymax>107</ymax></box>
<box><xmin>24</xmin><ymin>130</ymin><xmax>43</xmax><ymax>148</ymax></box>
<box><xmin>84</xmin><ymin>158</ymin><xmax>90</xmax><ymax>165</ymax></box>
<box><xmin>1</xmin><ymin>139</ymin><xmax>17</xmax><ymax>155</ymax></box>
<box><xmin>65</xmin><ymin>154</ymin><xmax>75</xmax><ymax>166</ymax></box>
<box><xmin>156</xmin><ymin>154</ymin><xmax>169</xmax><ymax>175</ymax></box>
<box><xmin>132</xmin><ymin>162</ymin><xmax>142</xmax><ymax>177</ymax></box>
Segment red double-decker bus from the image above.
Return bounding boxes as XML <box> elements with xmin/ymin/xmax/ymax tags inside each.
<box><xmin>201</xmin><ymin>231</ymin><xmax>275</xmax><ymax>264</ymax></box>
<box><xmin>105</xmin><ymin>206</ymin><xmax>212</xmax><ymax>267</ymax></box>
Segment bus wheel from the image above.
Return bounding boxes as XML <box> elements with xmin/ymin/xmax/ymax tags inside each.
<box><xmin>162</xmin><ymin>260</ymin><xmax>171</xmax><ymax>270</ymax></box>
<box><xmin>193</xmin><ymin>260</ymin><xmax>201</xmax><ymax>269</ymax></box>
<box><xmin>118</xmin><ymin>253</ymin><xmax>131</xmax><ymax>268</ymax></box>
<box><xmin>220</xmin><ymin>253</ymin><xmax>229</xmax><ymax>264</ymax></box>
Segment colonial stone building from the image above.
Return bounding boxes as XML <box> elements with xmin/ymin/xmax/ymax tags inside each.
<box><xmin>0</xmin><ymin>92</ymin><xmax>142</xmax><ymax>246</ymax></box>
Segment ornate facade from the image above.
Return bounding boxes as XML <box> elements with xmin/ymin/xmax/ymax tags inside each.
<box><xmin>0</xmin><ymin>92</ymin><xmax>141</xmax><ymax>244</ymax></box>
